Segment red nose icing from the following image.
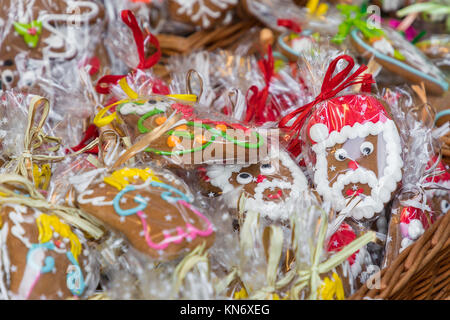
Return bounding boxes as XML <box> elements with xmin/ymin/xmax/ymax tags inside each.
<box><xmin>256</xmin><ymin>175</ymin><xmax>267</xmax><ymax>183</ymax></box>
<box><xmin>348</xmin><ymin>160</ymin><xmax>359</xmax><ymax>170</ymax></box>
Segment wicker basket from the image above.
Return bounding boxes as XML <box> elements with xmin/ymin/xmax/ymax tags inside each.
<box><xmin>350</xmin><ymin>212</ymin><xmax>450</xmax><ymax>300</ymax></box>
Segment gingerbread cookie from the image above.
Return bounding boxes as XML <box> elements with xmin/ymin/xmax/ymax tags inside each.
<box><xmin>100</xmin><ymin>95</ymin><xmax>266</xmax><ymax>166</ymax></box>
<box><xmin>74</xmin><ymin>167</ymin><xmax>215</xmax><ymax>260</ymax></box>
<box><xmin>304</xmin><ymin>94</ymin><xmax>403</xmax><ymax>220</ymax></box>
<box><xmin>416</xmin><ymin>35</ymin><xmax>450</xmax><ymax>69</ymax></box>
<box><xmin>196</xmin><ymin>150</ymin><xmax>309</xmax><ymax>221</ymax></box>
<box><xmin>0</xmin><ymin>204</ymin><xmax>96</xmax><ymax>300</ymax></box>
<box><xmin>349</xmin><ymin>26</ymin><xmax>449</xmax><ymax>95</ymax></box>
<box><xmin>168</xmin><ymin>0</ymin><xmax>238</xmax><ymax>30</ymax></box>
<box><xmin>0</xmin><ymin>0</ymin><xmax>105</xmax><ymax>91</ymax></box>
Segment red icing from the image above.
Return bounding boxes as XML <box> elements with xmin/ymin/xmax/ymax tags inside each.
<box><xmin>306</xmin><ymin>94</ymin><xmax>390</xmax><ymax>144</ymax></box>
<box><xmin>27</xmin><ymin>27</ymin><xmax>37</xmax><ymax>35</ymax></box>
<box><xmin>327</xmin><ymin>223</ymin><xmax>358</xmax><ymax>265</ymax></box>
<box><xmin>348</xmin><ymin>160</ymin><xmax>359</xmax><ymax>171</ymax></box>
<box><xmin>256</xmin><ymin>175</ymin><xmax>267</xmax><ymax>183</ymax></box>
<box><xmin>400</xmin><ymin>206</ymin><xmax>435</xmax><ymax>229</ymax></box>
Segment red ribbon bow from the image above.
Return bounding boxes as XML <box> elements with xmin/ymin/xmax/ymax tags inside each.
<box><xmin>277</xmin><ymin>19</ymin><xmax>302</xmax><ymax>33</ymax></box>
<box><xmin>65</xmin><ymin>124</ymin><xmax>99</xmax><ymax>155</ymax></box>
<box><xmin>278</xmin><ymin>55</ymin><xmax>374</xmax><ymax>146</ymax></box>
<box><xmin>245</xmin><ymin>45</ymin><xmax>280</xmax><ymax>124</ymax></box>
<box><xmin>95</xmin><ymin>10</ymin><xmax>162</xmax><ymax>94</ymax></box>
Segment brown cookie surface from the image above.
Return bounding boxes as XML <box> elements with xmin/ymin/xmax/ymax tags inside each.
<box><xmin>0</xmin><ymin>204</ymin><xmax>93</xmax><ymax>300</ymax></box>
<box><xmin>75</xmin><ymin>167</ymin><xmax>215</xmax><ymax>260</ymax></box>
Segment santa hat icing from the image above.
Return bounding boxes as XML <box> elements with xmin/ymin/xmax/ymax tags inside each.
<box><xmin>307</xmin><ymin>94</ymin><xmax>391</xmax><ymax>145</ymax></box>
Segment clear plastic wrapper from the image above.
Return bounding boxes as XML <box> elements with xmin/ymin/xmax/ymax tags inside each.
<box><xmin>93</xmin><ymin>74</ymin><xmax>271</xmax><ymax>168</ymax></box>
<box><xmin>381</xmin><ymin>87</ymin><xmax>449</xmax><ymax>266</ymax></box>
<box><xmin>416</xmin><ymin>34</ymin><xmax>450</xmax><ymax>70</ymax></box>
<box><xmin>281</xmin><ymin>54</ymin><xmax>403</xmax><ymax>222</ymax></box>
<box><xmin>0</xmin><ymin>203</ymin><xmax>100</xmax><ymax>300</ymax></box>
<box><xmin>194</xmin><ymin>148</ymin><xmax>311</xmax><ymax>222</ymax></box>
<box><xmin>331</xmin><ymin>4</ymin><xmax>449</xmax><ymax>95</ymax></box>
<box><xmin>0</xmin><ymin>0</ymin><xmax>108</xmax><ymax>93</ymax></box>
<box><xmin>71</xmin><ymin>165</ymin><xmax>216</xmax><ymax>261</ymax></box>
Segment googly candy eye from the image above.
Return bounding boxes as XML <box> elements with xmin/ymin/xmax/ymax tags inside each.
<box><xmin>334</xmin><ymin>148</ymin><xmax>348</xmax><ymax>161</ymax></box>
<box><xmin>237</xmin><ymin>172</ymin><xmax>253</xmax><ymax>184</ymax></box>
<box><xmin>260</xmin><ymin>163</ymin><xmax>275</xmax><ymax>175</ymax></box>
<box><xmin>2</xmin><ymin>69</ymin><xmax>14</xmax><ymax>85</ymax></box>
<box><xmin>360</xmin><ymin>141</ymin><xmax>374</xmax><ymax>156</ymax></box>
<box><xmin>441</xmin><ymin>200</ymin><xmax>449</xmax><ymax>213</ymax></box>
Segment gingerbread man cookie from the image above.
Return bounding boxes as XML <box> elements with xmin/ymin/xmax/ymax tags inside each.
<box><xmin>0</xmin><ymin>204</ymin><xmax>96</xmax><ymax>300</ymax></box>
<box><xmin>74</xmin><ymin>167</ymin><xmax>215</xmax><ymax>260</ymax></box>
<box><xmin>304</xmin><ymin>94</ymin><xmax>403</xmax><ymax>220</ymax></box>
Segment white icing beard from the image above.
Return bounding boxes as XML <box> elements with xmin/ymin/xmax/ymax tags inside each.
<box><xmin>207</xmin><ymin>151</ymin><xmax>309</xmax><ymax>221</ymax></box>
<box><xmin>313</xmin><ymin>120</ymin><xmax>403</xmax><ymax>220</ymax></box>
<box><xmin>119</xmin><ymin>100</ymin><xmax>170</xmax><ymax>116</ymax></box>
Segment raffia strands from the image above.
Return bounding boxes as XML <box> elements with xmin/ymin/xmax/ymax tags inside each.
<box><xmin>6</xmin><ymin>96</ymin><xmax>99</xmax><ymax>183</ymax></box>
<box><xmin>0</xmin><ymin>173</ymin><xmax>104</xmax><ymax>239</ymax></box>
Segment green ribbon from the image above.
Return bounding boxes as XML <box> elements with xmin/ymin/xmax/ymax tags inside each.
<box><xmin>332</xmin><ymin>4</ymin><xmax>385</xmax><ymax>45</ymax></box>
<box><xmin>13</xmin><ymin>20</ymin><xmax>42</xmax><ymax>48</ymax></box>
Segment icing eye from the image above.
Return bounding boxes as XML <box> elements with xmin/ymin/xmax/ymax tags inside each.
<box><xmin>2</xmin><ymin>70</ymin><xmax>14</xmax><ymax>85</ymax></box>
<box><xmin>441</xmin><ymin>200</ymin><xmax>449</xmax><ymax>213</ymax></box>
<box><xmin>3</xmin><ymin>60</ymin><xmax>13</xmax><ymax>67</ymax></box>
<box><xmin>147</xmin><ymin>99</ymin><xmax>157</xmax><ymax>104</ymax></box>
<box><xmin>260</xmin><ymin>163</ymin><xmax>275</xmax><ymax>175</ymax></box>
<box><xmin>237</xmin><ymin>172</ymin><xmax>253</xmax><ymax>184</ymax></box>
<box><xmin>360</xmin><ymin>141</ymin><xmax>374</xmax><ymax>156</ymax></box>
<box><xmin>334</xmin><ymin>148</ymin><xmax>348</xmax><ymax>161</ymax></box>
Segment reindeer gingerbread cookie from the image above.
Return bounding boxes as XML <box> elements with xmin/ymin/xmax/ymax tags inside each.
<box><xmin>0</xmin><ymin>0</ymin><xmax>105</xmax><ymax>91</ymax></box>
<box><xmin>304</xmin><ymin>94</ymin><xmax>403</xmax><ymax>221</ymax></box>
<box><xmin>74</xmin><ymin>167</ymin><xmax>215</xmax><ymax>261</ymax></box>
<box><xmin>0</xmin><ymin>205</ymin><xmax>97</xmax><ymax>300</ymax></box>
<box><xmin>196</xmin><ymin>150</ymin><xmax>309</xmax><ymax>221</ymax></box>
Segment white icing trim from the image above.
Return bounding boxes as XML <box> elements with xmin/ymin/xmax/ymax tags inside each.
<box><xmin>78</xmin><ymin>189</ymin><xmax>113</xmax><ymax>206</ymax></box>
<box><xmin>173</xmin><ymin>0</ymin><xmax>238</xmax><ymax>29</ymax></box>
<box><xmin>313</xmin><ymin>120</ymin><xmax>403</xmax><ymax>219</ymax></box>
<box><xmin>119</xmin><ymin>100</ymin><xmax>171</xmax><ymax>116</ymax></box>
<box><xmin>206</xmin><ymin>150</ymin><xmax>309</xmax><ymax>220</ymax></box>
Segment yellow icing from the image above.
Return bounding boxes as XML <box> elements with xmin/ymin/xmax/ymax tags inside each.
<box><xmin>36</xmin><ymin>214</ymin><xmax>82</xmax><ymax>262</ymax></box>
<box><xmin>103</xmin><ymin>168</ymin><xmax>161</xmax><ymax>191</ymax></box>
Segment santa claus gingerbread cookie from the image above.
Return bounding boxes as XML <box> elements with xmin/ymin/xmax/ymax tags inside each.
<box><xmin>304</xmin><ymin>94</ymin><xmax>403</xmax><ymax>220</ymax></box>
<box><xmin>0</xmin><ymin>205</ymin><xmax>97</xmax><ymax>300</ymax></box>
<box><xmin>74</xmin><ymin>167</ymin><xmax>215</xmax><ymax>261</ymax></box>
<box><xmin>196</xmin><ymin>150</ymin><xmax>309</xmax><ymax>221</ymax></box>
<box><xmin>0</xmin><ymin>0</ymin><xmax>105</xmax><ymax>91</ymax></box>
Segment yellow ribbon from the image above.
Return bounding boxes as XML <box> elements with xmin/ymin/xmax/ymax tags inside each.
<box><xmin>93</xmin><ymin>77</ymin><xmax>197</xmax><ymax>128</ymax></box>
<box><xmin>5</xmin><ymin>96</ymin><xmax>99</xmax><ymax>185</ymax></box>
